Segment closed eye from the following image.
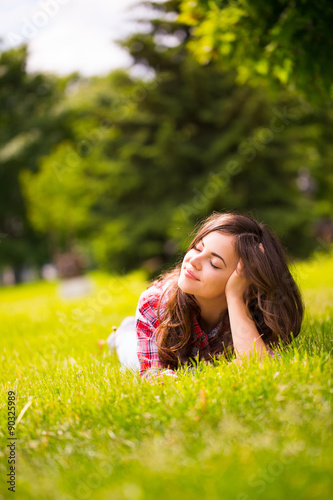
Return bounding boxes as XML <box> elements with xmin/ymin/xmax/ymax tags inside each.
<box><xmin>193</xmin><ymin>246</ymin><xmax>220</xmax><ymax>269</ymax></box>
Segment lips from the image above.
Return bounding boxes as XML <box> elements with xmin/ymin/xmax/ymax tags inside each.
<box><xmin>184</xmin><ymin>268</ymin><xmax>199</xmax><ymax>281</ymax></box>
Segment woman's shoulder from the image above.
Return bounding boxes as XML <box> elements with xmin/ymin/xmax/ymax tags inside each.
<box><xmin>137</xmin><ymin>278</ymin><xmax>172</xmax><ymax>311</ymax></box>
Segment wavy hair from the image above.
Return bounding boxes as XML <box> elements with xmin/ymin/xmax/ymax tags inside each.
<box><xmin>153</xmin><ymin>212</ymin><xmax>304</xmax><ymax>370</ymax></box>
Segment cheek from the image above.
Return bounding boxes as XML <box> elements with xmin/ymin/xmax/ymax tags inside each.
<box><xmin>209</xmin><ymin>271</ymin><xmax>232</xmax><ymax>293</ymax></box>
<box><xmin>183</xmin><ymin>252</ymin><xmax>190</xmax><ymax>262</ymax></box>
<box><xmin>182</xmin><ymin>256</ymin><xmax>189</xmax><ymax>269</ymax></box>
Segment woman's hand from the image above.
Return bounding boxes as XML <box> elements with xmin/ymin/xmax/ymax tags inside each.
<box><xmin>225</xmin><ymin>260</ymin><xmax>250</xmax><ymax>302</ymax></box>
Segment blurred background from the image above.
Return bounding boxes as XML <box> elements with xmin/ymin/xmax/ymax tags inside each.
<box><xmin>0</xmin><ymin>0</ymin><xmax>332</xmax><ymax>286</ymax></box>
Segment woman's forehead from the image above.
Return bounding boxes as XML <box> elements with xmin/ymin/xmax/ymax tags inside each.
<box><xmin>197</xmin><ymin>231</ymin><xmax>235</xmax><ymax>252</ymax></box>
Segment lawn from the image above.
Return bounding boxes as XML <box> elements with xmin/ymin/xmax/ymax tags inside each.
<box><xmin>0</xmin><ymin>253</ymin><xmax>332</xmax><ymax>500</ymax></box>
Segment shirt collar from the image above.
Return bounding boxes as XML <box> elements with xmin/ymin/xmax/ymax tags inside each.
<box><xmin>192</xmin><ymin>310</ymin><xmax>223</xmax><ymax>350</ymax></box>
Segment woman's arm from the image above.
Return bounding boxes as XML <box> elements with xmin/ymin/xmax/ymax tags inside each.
<box><xmin>225</xmin><ymin>261</ymin><xmax>269</xmax><ymax>360</ymax></box>
<box><xmin>136</xmin><ymin>287</ymin><xmax>177</xmax><ymax>379</ymax></box>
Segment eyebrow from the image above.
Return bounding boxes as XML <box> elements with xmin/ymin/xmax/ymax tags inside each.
<box><xmin>200</xmin><ymin>239</ymin><xmax>227</xmax><ymax>267</ymax></box>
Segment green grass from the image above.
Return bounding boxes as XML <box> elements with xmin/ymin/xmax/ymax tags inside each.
<box><xmin>0</xmin><ymin>254</ymin><xmax>332</xmax><ymax>500</ymax></box>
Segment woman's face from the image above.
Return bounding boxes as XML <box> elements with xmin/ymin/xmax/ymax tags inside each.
<box><xmin>178</xmin><ymin>231</ymin><xmax>239</xmax><ymax>301</ymax></box>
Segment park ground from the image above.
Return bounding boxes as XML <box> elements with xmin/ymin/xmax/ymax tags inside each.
<box><xmin>0</xmin><ymin>251</ymin><xmax>332</xmax><ymax>500</ymax></box>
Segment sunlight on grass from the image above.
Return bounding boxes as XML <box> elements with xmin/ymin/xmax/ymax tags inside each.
<box><xmin>0</xmin><ymin>255</ymin><xmax>332</xmax><ymax>500</ymax></box>
<box><xmin>293</xmin><ymin>248</ymin><xmax>333</xmax><ymax>316</ymax></box>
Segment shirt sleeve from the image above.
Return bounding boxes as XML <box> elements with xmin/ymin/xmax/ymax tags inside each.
<box><xmin>135</xmin><ymin>285</ymin><xmax>166</xmax><ymax>377</ymax></box>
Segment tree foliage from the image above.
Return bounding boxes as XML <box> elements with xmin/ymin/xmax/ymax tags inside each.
<box><xmin>178</xmin><ymin>0</ymin><xmax>333</xmax><ymax>104</ymax></box>
<box><xmin>3</xmin><ymin>1</ymin><xmax>333</xmax><ymax>277</ymax></box>
<box><xmin>0</xmin><ymin>45</ymin><xmax>77</xmax><ymax>276</ymax></box>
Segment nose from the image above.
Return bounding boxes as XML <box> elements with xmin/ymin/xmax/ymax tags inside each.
<box><xmin>189</xmin><ymin>252</ymin><xmax>201</xmax><ymax>269</ymax></box>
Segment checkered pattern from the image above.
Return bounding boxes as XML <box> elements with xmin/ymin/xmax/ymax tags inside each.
<box><xmin>136</xmin><ymin>283</ymin><xmax>165</xmax><ymax>377</ymax></box>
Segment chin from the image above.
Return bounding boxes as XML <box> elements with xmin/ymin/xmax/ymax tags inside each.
<box><xmin>177</xmin><ymin>275</ymin><xmax>184</xmax><ymax>290</ymax></box>
<box><xmin>178</xmin><ymin>275</ymin><xmax>194</xmax><ymax>294</ymax></box>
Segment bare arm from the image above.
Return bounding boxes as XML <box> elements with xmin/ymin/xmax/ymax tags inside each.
<box><xmin>225</xmin><ymin>261</ymin><xmax>269</xmax><ymax>360</ymax></box>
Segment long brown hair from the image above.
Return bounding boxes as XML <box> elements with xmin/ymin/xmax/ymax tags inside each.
<box><xmin>153</xmin><ymin>212</ymin><xmax>304</xmax><ymax>370</ymax></box>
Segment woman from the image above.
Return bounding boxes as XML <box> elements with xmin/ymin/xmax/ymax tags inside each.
<box><xmin>109</xmin><ymin>212</ymin><xmax>304</xmax><ymax>379</ymax></box>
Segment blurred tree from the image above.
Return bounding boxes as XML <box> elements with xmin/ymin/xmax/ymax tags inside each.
<box><xmin>0</xmin><ymin>45</ymin><xmax>77</xmax><ymax>280</ymax></box>
<box><xmin>95</xmin><ymin>0</ymin><xmax>322</xmax><ymax>264</ymax></box>
<box><xmin>22</xmin><ymin>70</ymin><xmax>143</xmax><ymax>269</ymax></box>
<box><xmin>178</xmin><ymin>0</ymin><xmax>333</xmax><ymax>104</ymax></box>
<box><xmin>21</xmin><ymin>1</ymin><xmax>333</xmax><ymax>274</ymax></box>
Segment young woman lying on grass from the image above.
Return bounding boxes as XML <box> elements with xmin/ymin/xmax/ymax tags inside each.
<box><xmin>109</xmin><ymin>212</ymin><xmax>304</xmax><ymax>379</ymax></box>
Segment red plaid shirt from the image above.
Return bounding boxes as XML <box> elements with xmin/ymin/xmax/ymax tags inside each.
<box><xmin>136</xmin><ymin>280</ymin><xmax>225</xmax><ymax>378</ymax></box>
